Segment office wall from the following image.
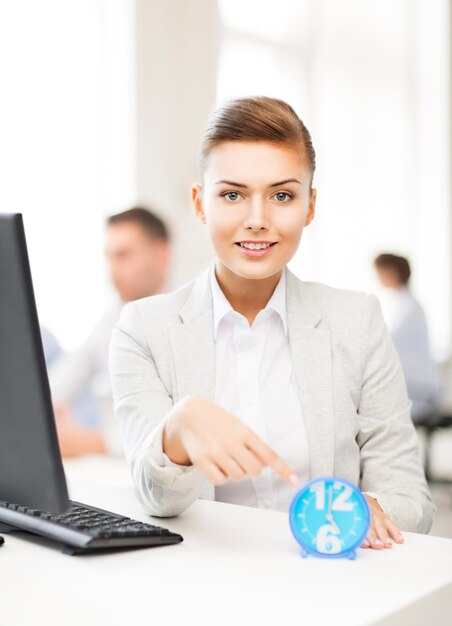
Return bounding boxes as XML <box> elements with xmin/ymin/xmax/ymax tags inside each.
<box><xmin>133</xmin><ymin>0</ymin><xmax>221</xmax><ymax>287</ymax></box>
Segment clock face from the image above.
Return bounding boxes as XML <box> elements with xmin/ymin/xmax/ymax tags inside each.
<box><xmin>289</xmin><ymin>476</ymin><xmax>371</xmax><ymax>558</ymax></box>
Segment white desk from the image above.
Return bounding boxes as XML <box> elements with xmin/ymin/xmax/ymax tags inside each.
<box><xmin>0</xmin><ymin>456</ymin><xmax>451</xmax><ymax>626</ymax></box>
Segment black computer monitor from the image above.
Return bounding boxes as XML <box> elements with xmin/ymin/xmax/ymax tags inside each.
<box><xmin>0</xmin><ymin>213</ymin><xmax>69</xmax><ymax>514</ymax></box>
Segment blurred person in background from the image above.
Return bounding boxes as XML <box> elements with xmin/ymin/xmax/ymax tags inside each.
<box><xmin>48</xmin><ymin>207</ymin><xmax>171</xmax><ymax>457</ymax></box>
<box><xmin>41</xmin><ymin>327</ymin><xmax>99</xmax><ymax>428</ymax></box>
<box><xmin>374</xmin><ymin>253</ymin><xmax>443</xmax><ymax>424</ymax></box>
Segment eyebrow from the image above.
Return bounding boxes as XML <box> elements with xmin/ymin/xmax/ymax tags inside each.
<box><xmin>214</xmin><ymin>178</ymin><xmax>302</xmax><ymax>188</ymax></box>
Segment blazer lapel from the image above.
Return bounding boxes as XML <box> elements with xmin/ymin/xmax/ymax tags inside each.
<box><xmin>168</xmin><ymin>263</ymin><xmax>216</xmax><ymax>403</ymax></box>
<box><xmin>286</xmin><ymin>267</ymin><xmax>335</xmax><ymax>480</ymax></box>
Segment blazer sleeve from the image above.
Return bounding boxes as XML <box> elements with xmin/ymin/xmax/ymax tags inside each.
<box><xmin>108</xmin><ymin>301</ymin><xmax>210</xmax><ymax>517</ymax></box>
<box><xmin>356</xmin><ymin>293</ymin><xmax>435</xmax><ymax>533</ymax></box>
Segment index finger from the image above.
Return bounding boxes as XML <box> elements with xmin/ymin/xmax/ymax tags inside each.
<box><xmin>245</xmin><ymin>430</ymin><xmax>300</xmax><ymax>486</ymax></box>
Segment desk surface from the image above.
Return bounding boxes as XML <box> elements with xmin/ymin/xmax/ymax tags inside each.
<box><xmin>0</xmin><ymin>456</ymin><xmax>451</xmax><ymax>626</ymax></box>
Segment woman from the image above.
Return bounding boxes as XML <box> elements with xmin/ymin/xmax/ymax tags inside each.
<box><xmin>109</xmin><ymin>96</ymin><xmax>433</xmax><ymax>551</ymax></box>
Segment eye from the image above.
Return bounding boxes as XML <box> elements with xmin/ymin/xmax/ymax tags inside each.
<box><xmin>221</xmin><ymin>191</ymin><xmax>241</xmax><ymax>202</ymax></box>
<box><xmin>273</xmin><ymin>191</ymin><xmax>293</xmax><ymax>202</ymax></box>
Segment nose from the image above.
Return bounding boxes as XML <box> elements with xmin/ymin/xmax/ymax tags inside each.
<box><xmin>243</xmin><ymin>196</ymin><xmax>269</xmax><ymax>231</ymax></box>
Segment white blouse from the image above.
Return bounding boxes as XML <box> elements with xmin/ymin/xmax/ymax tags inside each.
<box><xmin>161</xmin><ymin>262</ymin><xmax>311</xmax><ymax>513</ymax></box>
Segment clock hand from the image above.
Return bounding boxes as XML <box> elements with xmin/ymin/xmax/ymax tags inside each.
<box><xmin>326</xmin><ymin>487</ymin><xmax>340</xmax><ymax>534</ymax></box>
<box><xmin>327</xmin><ymin>514</ymin><xmax>340</xmax><ymax>534</ymax></box>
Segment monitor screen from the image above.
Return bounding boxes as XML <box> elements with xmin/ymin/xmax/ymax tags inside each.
<box><xmin>0</xmin><ymin>213</ymin><xmax>69</xmax><ymax>513</ymax></box>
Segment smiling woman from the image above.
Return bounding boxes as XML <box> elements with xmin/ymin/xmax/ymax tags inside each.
<box><xmin>192</xmin><ymin>138</ymin><xmax>315</xmax><ymax>303</ymax></box>
<box><xmin>109</xmin><ymin>96</ymin><xmax>433</xmax><ymax>552</ymax></box>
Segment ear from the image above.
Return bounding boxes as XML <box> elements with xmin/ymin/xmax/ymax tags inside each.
<box><xmin>305</xmin><ymin>188</ymin><xmax>317</xmax><ymax>226</ymax></box>
<box><xmin>155</xmin><ymin>239</ymin><xmax>171</xmax><ymax>267</ymax></box>
<box><xmin>192</xmin><ymin>183</ymin><xmax>206</xmax><ymax>224</ymax></box>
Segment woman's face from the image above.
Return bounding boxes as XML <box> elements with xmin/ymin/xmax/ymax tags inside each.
<box><xmin>192</xmin><ymin>140</ymin><xmax>316</xmax><ymax>281</ymax></box>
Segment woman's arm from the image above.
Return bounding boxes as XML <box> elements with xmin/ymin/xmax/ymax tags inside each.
<box><xmin>357</xmin><ymin>293</ymin><xmax>435</xmax><ymax>534</ymax></box>
<box><xmin>108</xmin><ymin>301</ymin><xmax>209</xmax><ymax>517</ymax></box>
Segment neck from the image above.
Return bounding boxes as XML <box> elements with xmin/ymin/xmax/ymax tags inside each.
<box><xmin>214</xmin><ymin>260</ymin><xmax>282</xmax><ymax>325</ymax></box>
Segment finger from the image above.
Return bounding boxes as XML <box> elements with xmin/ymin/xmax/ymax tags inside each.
<box><xmin>232</xmin><ymin>445</ymin><xmax>264</xmax><ymax>477</ymax></box>
<box><xmin>215</xmin><ymin>455</ymin><xmax>247</xmax><ymax>482</ymax></box>
<box><xmin>245</xmin><ymin>432</ymin><xmax>299</xmax><ymax>485</ymax></box>
<box><xmin>374</xmin><ymin>521</ymin><xmax>393</xmax><ymax>548</ymax></box>
<box><xmin>198</xmin><ymin>459</ymin><xmax>228</xmax><ymax>485</ymax></box>
<box><xmin>386</xmin><ymin>518</ymin><xmax>404</xmax><ymax>544</ymax></box>
<box><xmin>360</xmin><ymin>538</ymin><xmax>370</xmax><ymax>548</ymax></box>
<box><xmin>367</xmin><ymin>528</ymin><xmax>384</xmax><ymax>550</ymax></box>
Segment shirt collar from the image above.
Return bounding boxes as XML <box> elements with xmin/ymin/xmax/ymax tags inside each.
<box><xmin>209</xmin><ymin>261</ymin><xmax>288</xmax><ymax>340</ymax></box>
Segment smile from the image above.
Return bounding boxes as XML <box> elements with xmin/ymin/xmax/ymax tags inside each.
<box><xmin>235</xmin><ymin>241</ymin><xmax>277</xmax><ymax>258</ymax></box>
<box><xmin>238</xmin><ymin>242</ymin><xmax>274</xmax><ymax>250</ymax></box>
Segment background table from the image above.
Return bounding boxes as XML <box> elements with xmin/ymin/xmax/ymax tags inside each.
<box><xmin>0</xmin><ymin>456</ymin><xmax>451</xmax><ymax>626</ymax></box>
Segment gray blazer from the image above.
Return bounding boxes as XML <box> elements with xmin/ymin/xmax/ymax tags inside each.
<box><xmin>109</xmin><ymin>261</ymin><xmax>434</xmax><ymax>532</ymax></box>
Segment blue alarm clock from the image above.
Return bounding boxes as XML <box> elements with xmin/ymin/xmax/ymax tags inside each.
<box><xmin>289</xmin><ymin>476</ymin><xmax>371</xmax><ymax>560</ymax></box>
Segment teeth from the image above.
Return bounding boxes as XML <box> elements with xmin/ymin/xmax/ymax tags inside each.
<box><xmin>240</xmin><ymin>242</ymin><xmax>272</xmax><ymax>250</ymax></box>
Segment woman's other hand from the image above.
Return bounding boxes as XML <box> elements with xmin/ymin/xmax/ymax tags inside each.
<box><xmin>162</xmin><ymin>395</ymin><xmax>300</xmax><ymax>487</ymax></box>
<box><xmin>361</xmin><ymin>494</ymin><xmax>405</xmax><ymax>549</ymax></box>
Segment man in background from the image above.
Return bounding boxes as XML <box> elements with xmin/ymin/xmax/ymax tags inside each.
<box><xmin>374</xmin><ymin>253</ymin><xmax>443</xmax><ymax>423</ymax></box>
<box><xmin>49</xmin><ymin>207</ymin><xmax>171</xmax><ymax>457</ymax></box>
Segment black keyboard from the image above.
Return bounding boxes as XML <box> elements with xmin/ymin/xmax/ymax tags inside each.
<box><xmin>0</xmin><ymin>499</ymin><xmax>183</xmax><ymax>555</ymax></box>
